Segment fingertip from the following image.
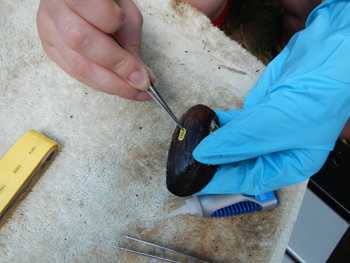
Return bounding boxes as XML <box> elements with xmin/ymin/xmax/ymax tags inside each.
<box><xmin>151</xmin><ymin>78</ymin><xmax>159</xmax><ymax>87</ymax></box>
<box><xmin>192</xmin><ymin>144</ymin><xmax>205</xmax><ymax>162</ymax></box>
<box><xmin>144</xmin><ymin>64</ymin><xmax>158</xmax><ymax>86</ymax></box>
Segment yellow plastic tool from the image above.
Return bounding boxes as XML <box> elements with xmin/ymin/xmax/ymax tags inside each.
<box><xmin>0</xmin><ymin>130</ymin><xmax>59</xmax><ymax>228</ymax></box>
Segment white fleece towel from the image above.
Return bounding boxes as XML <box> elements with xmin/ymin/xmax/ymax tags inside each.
<box><xmin>0</xmin><ymin>0</ymin><xmax>307</xmax><ymax>262</ymax></box>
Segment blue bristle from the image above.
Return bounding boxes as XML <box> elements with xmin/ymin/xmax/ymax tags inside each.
<box><xmin>242</xmin><ymin>202</ymin><xmax>247</xmax><ymax>214</ymax></box>
<box><xmin>211</xmin><ymin>201</ymin><xmax>262</xmax><ymax>218</ymax></box>
<box><xmin>246</xmin><ymin>202</ymin><xmax>252</xmax><ymax>213</ymax></box>
<box><xmin>238</xmin><ymin>202</ymin><xmax>243</xmax><ymax>215</ymax></box>
<box><xmin>235</xmin><ymin>203</ymin><xmax>241</xmax><ymax>215</ymax></box>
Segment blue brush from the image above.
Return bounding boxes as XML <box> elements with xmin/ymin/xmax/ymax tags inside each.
<box><xmin>168</xmin><ymin>191</ymin><xmax>280</xmax><ymax>218</ymax></box>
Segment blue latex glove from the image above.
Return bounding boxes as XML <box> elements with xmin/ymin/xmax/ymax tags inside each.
<box><xmin>193</xmin><ymin>0</ymin><xmax>350</xmax><ymax>195</ymax></box>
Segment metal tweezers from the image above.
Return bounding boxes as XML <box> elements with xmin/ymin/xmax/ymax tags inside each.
<box><xmin>110</xmin><ymin>34</ymin><xmax>184</xmax><ymax>130</ymax></box>
<box><xmin>115</xmin><ymin>236</ymin><xmax>209</xmax><ymax>263</ymax></box>
<box><xmin>146</xmin><ymin>83</ymin><xmax>184</xmax><ymax>130</ymax></box>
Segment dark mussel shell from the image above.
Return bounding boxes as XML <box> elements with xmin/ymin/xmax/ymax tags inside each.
<box><xmin>166</xmin><ymin>104</ymin><xmax>219</xmax><ymax>197</ymax></box>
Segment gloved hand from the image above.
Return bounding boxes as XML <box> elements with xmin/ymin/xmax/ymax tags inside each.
<box><xmin>193</xmin><ymin>0</ymin><xmax>350</xmax><ymax>195</ymax></box>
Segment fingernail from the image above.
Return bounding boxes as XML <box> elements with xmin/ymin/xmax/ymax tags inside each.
<box><xmin>120</xmin><ymin>8</ymin><xmax>127</xmax><ymax>25</ymax></box>
<box><xmin>136</xmin><ymin>91</ymin><xmax>152</xmax><ymax>101</ymax></box>
<box><xmin>128</xmin><ymin>70</ymin><xmax>149</xmax><ymax>90</ymax></box>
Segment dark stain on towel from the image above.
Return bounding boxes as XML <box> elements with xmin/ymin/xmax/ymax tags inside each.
<box><xmin>122</xmin><ymin>201</ymin><xmax>282</xmax><ymax>263</ymax></box>
<box><xmin>171</xmin><ymin>0</ymin><xmax>197</xmax><ymax>18</ymax></box>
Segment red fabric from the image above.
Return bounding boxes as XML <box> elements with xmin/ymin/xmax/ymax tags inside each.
<box><xmin>212</xmin><ymin>0</ymin><xmax>234</xmax><ymax>29</ymax></box>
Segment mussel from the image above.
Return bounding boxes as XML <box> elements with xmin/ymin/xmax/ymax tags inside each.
<box><xmin>166</xmin><ymin>104</ymin><xmax>219</xmax><ymax>197</ymax></box>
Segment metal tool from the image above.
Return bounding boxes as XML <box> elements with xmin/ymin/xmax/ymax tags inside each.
<box><xmin>110</xmin><ymin>34</ymin><xmax>184</xmax><ymax>130</ymax></box>
<box><xmin>115</xmin><ymin>236</ymin><xmax>209</xmax><ymax>263</ymax></box>
<box><xmin>146</xmin><ymin>83</ymin><xmax>184</xmax><ymax>130</ymax></box>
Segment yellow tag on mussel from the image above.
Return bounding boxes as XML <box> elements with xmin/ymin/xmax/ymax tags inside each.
<box><xmin>178</xmin><ymin>128</ymin><xmax>186</xmax><ymax>141</ymax></box>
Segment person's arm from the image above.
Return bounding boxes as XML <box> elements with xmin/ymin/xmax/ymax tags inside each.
<box><xmin>37</xmin><ymin>0</ymin><xmax>157</xmax><ymax>101</ymax></box>
<box><xmin>340</xmin><ymin>118</ymin><xmax>350</xmax><ymax>139</ymax></box>
<box><xmin>185</xmin><ymin>0</ymin><xmax>227</xmax><ymax>21</ymax></box>
<box><xmin>279</xmin><ymin>0</ymin><xmax>321</xmax><ymax>46</ymax></box>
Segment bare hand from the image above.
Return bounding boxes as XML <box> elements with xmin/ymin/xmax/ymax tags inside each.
<box><xmin>37</xmin><ymin>0</ymin><xmax>157</xmax><ymax>101</ymax></box>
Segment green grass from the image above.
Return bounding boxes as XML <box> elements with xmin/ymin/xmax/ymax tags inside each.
<box><xmin>222</xmin><ymin>0</ymin><xmax>284</xmax><ymax>65</ymax></box>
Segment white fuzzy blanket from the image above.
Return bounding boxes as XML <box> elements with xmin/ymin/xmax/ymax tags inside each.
<box><xmin>0</xmin><ymin>0</ymin><xmax>307</xmax><ymax>262</ymax></box>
